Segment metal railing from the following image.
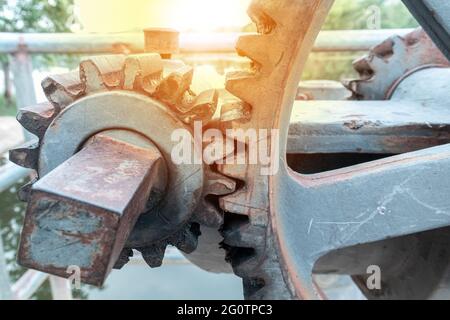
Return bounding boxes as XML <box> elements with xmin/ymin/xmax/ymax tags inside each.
<box><xmin>0</xmin><ymin>28</ymin><xmax>413</xmax><ymax>300</ymax></box>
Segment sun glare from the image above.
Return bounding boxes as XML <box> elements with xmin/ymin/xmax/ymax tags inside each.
<box><xmin>75</xmin><ymin>0</ymin><xmax>251</xmax><ymax>33</ymax></box>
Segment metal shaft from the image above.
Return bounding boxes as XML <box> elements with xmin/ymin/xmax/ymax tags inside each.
<box><xmin>18</xmin><ymin>131</ymin><xmax>167</xmax><ymax>286</ymax></box>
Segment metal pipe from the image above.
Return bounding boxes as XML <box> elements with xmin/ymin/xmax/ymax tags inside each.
<box><xmin>11</xmin><ymin>270</ymin><xmax>48</xmax><ymax>300</ymax></box>
<box><xmin>0</xmin><ymin>29</ymin><xmax>414</xmax><ymax>54</ymax></box>
<box><xmin>0</xmin><ymin>162</ymin><xmax>31</xmax><ymax>194</ymax></box>
<box><xmin>0</xmin><ymin>234</ymin><xmax>13</xmax><ymax>300</ymax></box>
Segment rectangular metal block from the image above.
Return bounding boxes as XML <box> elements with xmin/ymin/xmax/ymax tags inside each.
<box><xmin>18</xmin><ymin>134</ymin><xmax>164</xmax><ymax>286</ymax></box>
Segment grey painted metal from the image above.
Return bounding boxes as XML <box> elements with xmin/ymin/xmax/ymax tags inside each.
<box><xmin>403</xmin><ymin>0</ymin><xmax>450</xmax><ymax>60</ymax></box>
<box><xmin>276</xmin><ymin>143</ymin><xmax>450</xmax><ymax>296</ymax></box>
<box><xmin>0</xmin><ymin>29</ymin><xmax>414</xmax><ymax>54</ymax></box>
<box><xmin>288</xmin><ymin>99</ymin><xmax>450</xmax><ymax>154</ymax></box>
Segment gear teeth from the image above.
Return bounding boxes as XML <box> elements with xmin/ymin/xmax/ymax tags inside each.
<box><xmin>41</xmin><ymin>71</ymin><xmax>84</xmax><ymax>110</ymax></box>
<box><xmin>179</xmin><ymin>89</ymin><xmax>219</xmax><ymax>125</ymax></box>
<box><xmin>172</xmin><ymin>223</ymin><xmax>201</xmax><ymax>254</ymax></box>
<box><xmin>219</xmin><ymin>190</ymin><xmax>255</xmax><ymax>216</ymax></box>
<box><xmin>113</xmin><ymin>248</ymin><xmax>133</xmax><ymax>270</ymax></box>
<box><xmin>139</xmin><ymin>244</ymin><xmax>167</xmax><ymax>268</ymax></box>
<box><xmin>122</xmin><ymin>53</ymin><xmax>163</xmax><ymax>93</ymax></box>
<box><xmin>154</xmin><ymin>65</ymin><xmax>194</xmax><ymax>107</ymax></box>
<box><xmin>352</xmin><ymin>55</ymin><xmax>374</xmax><ymax>80</ymax></box>
<box><xmin>224</xmin><ymin>245</ymin><xmax>260</xmax><ymax>278</ymax></box>
<box><xmin>17</xmin><ymin>103</ymin><xmax>56</xmax><ymax>139</ymax></box>
<box><xmin>9</xmin><ymin>140</ymin><xmax>39</xmax><ymax>170</ymax></box>
<box><xmin>203</xmin><ymin>134</ymin><xmax>235</xmax><ymax>164</ymax></box>
<box><xmin>193</xmin><ymin>202</ymin><xmax>224</xmax><ymax>228</ymax></box>
<box><xmin>205</xmin><ymin>171</ymin><xmax>236</xmax><ymax>196</ymax></box>
<box><xmin>18</xmin><ymin>178</ymin><xmax>37</xmax><ymax>202</ymax></box>
<box><xmin>192</xmin><ymin>171</ymin><xmax>237</xmax><ymax>228</ymax></box>
<box><xmin>220</xmin><ymin>100</ymin><xmax>252</xmax><ymax>124</ymax></box>
<box><xmin>225</xmin><ymin>71</ymin><xmax>259</xmax><ymax>105</ymax></box>
<box><xmin>236</xmin><ymin>34</ymin><xmax>282</xmax><ymax>74</ymax></box>
<box><xmin>247</xmin><ymin>1</ymin><xmax>278</xmax><ymax>34</ymax></box>
<box><xmin>216</xmin><ymin>154</ymin><xmax>248</xmax><ymax>180</ymax></box>
<box><xmin>345</xmin><ymin>28</ymin><xmax>450</xmax><ymax>100</ymax></box>
<box><xmin>80</xmin><ymin>55</ymin><xmax>126</xmax><ymax>93</ymax></box>
<box><xmin>221</xmin><ymin>215</ymin><xmax>265</xmax><ymax>248</ymax></box>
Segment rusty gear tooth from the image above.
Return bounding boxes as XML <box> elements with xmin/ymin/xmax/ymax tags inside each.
<box><xmin>216</xmin><ymin>154</ymin><xmax>248</xmax><ymax>181</ymax></box>
<box><xmin>247</xmin><ymin>0</ymin><xmax>279</xmax><ymax>34</ymax></box>
<box><xmin>80</xmin><ymin>54</ymin><xmax>126</xmax><ymax>93</ymax></box>
<box><xmin>220</xmin><ymin>100</ymin><xmax>252</xmax><ymax>124</ymax></box>
<box><xmin>113</xmin><ymin>248</ymin><xmax>133</xmax><ymax>270</ymax></box>
<box><xmin>41</xmin><ymin>71</ymin><xmax>84</xmax><ymax>110</ymax></box>
<box><xmin>179</xmin><ymin>89</ymin><xmax>219</xmax><ymax>125</ymax></box>
<box><xmin>221</xmin><ymin>214</ymin><xmax>265</xmax><ymax>248</ymax></box>
<box><xmin>219</xmin><ymin>191</ymin><xmax>255</xmax><ymax>216</ymax></box>
<box><xmin>18</xmin><ymin>178</ymin><xmax>37</xmax><ymax>202</ymax></box>
<box><xmin>192</xmin><ymin>170</ymin><xmax>237</xmax><ymax>228</ymax></box>
<box><xmin>236</xmin><ymin>34</ymin><xmax>282</xmax><ymax>74</ymax></box>
<box><xmin>154</xmin><ymin>65</ymin><xmax>194</xmax><ymax>107</ymax></box>
<box><xmin>122</xmin><ymin>53</ymin><xmax>163</xmax><ymax>93</ymax></box>
<box><xmin>9</xmin><ymin>140</ymin><xmax>39</xmax><ymax>170</ymax></box>
<box><xmin>223</xmin><ymin>245</ymin><xmax>260</xmax><ymax>278</ymax></box>
<box><xmin>139</xmin><ymin>244</ymin><xmax>167</xmax><ymax>268</ymax></box>
<box><xmin>225</xmin><ymin>71</ymin><xmax>260</xmax><ymax>105</ymax></box>
<box><xmin>172</xmin><ymin>223</ymin><xmax>201</xmax><ymax>254</ymax></box>
<box><xmin>17</xmin><ymin>103</ymin><xmax>56</xmax><ymax>139</ymax></box>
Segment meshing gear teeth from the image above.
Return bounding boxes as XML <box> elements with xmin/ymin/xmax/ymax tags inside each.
<box><xmin>216</xmin><ymin>0</ymin><xmax>299</xmax><ymax>300</ymax></box>
<box><xmin>344</xmin><ymin>28</ymin><xmax>449</xmax><ymax>100</ymax></box>
<box><xmin>10</xmin><ymin>52</ymin><xmax>236</xmax><ymax>270</ymax></box>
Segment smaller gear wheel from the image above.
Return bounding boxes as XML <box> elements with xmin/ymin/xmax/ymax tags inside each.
<box><xmin>344</xmin><ymin>28</ymin><xmax>449</xmax><ymax>100</ymax></box>
<box><xmin>10</xmin><ymin>52</ymin><xmax>238</xmax><ymax>272</ymax></box>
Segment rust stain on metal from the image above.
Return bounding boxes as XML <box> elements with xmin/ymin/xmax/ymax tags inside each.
<box><xmin>18</xmin><ymin>133</ymin><xmax>167</xmax><ymax>286</ymax></box>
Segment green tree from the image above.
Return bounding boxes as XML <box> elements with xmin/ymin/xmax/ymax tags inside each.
<box><xmin>0</xmin><ymin>0</ymin><xmax>75</xmax><ymax>105</ymax></box>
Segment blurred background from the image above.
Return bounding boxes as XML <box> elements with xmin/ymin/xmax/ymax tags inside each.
<box><xmin>0</xmin><ymin>0</ymin><xmax>418</xmax><ymax>299</ymax></box>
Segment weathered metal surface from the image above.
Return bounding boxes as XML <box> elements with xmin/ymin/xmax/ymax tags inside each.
<box><xmin>41</xmin><ymin>71</ymin><xmax>84</xmax><ymax>111</ymax></box>
<box><xmin>37</xmin><ymin>91</ymin><xmax>203</xmax><ymax>249</ymax></box>
<box><xmin>122</xmin><ymin>53</ymin><xmax>163</xmax><ymax>92</ymax></box>
<box><xmin>217</xmin><ymin>0</ymin><xmax>450</xmax><ymax>300</ymax></box>
<box><xmin>403</xmin><ymin>0</ymin><xmax>450</xmax><ymax>60</ymax></box>
<box><xmin>288</xmin><ymin>100</ymin><xmax>450</xmax><ymax>155</ymax></box>
<box><xmin>80</xmin><ymin>55</ymin><xmax>126</xmax><ymax>93</ymax></box>
<box><xmin>345</xmin><ymin>28</ymin><xmax>449</xmax><ymax>100</ymax></box>
<box><xmin>17</xmin><ymin>103</ymin><xmax>56</xmax><ymax>139</ymax></box>
<box><xmin>218</xmin><ymin>0</ymin><xmax>336</xmax><ymax>300</ymax></box>
<box><xmin>9</xmin><ymin>140</ymin><xmax>39</xmax><ymax>170</ymax></box>
<box><xmin>18</xmin><ymin>133</ymin><xmax>167</xmax><ymax>286</ymax></box>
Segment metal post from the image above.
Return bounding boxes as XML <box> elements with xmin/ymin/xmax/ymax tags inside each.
<box><xmin>49</xmin><ymin>276</ymin><xmax>73</xmax><ymax>300</ymax></box>
<box><xmin>0</xmin><ymin>233</ymin><xmax>13</xmax><ymax>300</ymax></box>
<box><xmin>9</xmin><ymin>47</ymin><xmax>37</xmax><ymax>140</ymax></box>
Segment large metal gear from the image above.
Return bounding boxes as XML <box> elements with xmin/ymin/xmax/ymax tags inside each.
<box><xmin>217</xmin><ymin>1</ymin><xmax>450</xmax><ymax>300</ymax></box>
